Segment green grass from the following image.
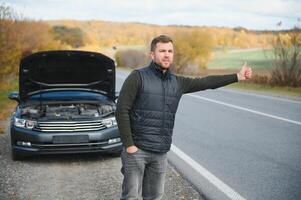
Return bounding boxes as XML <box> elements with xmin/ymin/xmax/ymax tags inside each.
<box><xmin>227</xmin><ymin>82</ymin><xmax>301</xmax><ymax>97</ymax></box>
<box><xmin>114</xmin><ymin>45</ymin><xmax>146</xmax><ymax>50</ymax></box>
<box><xmin>101</xmin><ymin>45</ymin><xmax>146</xmax><ymax>54</ymax></box>
<box><xmin>207</xmin><ymin>48</ymin><xmax>301</xmax><ymax>97</ymax></box>
<box><xmin>208</xmin><ymin>49</ymin><xmax>274</xmax><ymax>70</ymax></box>
<box><xmin>0</xmin><ymin>76</ymin><xmax>18</xmax><ymax>111</ymax></box>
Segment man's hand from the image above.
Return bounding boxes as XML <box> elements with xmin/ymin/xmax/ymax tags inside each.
<box><xmin>237</xmin><ymin>62</ymin><xmax>252</xmax><ymax>81</ymax></box>
<box><xmin>126</xmin><ymin>145</ymin><xmax>138</xmax><ymax>154</ymax></box>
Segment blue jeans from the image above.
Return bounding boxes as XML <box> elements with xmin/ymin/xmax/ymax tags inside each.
<box><xmin>120</xmin><ymin>148</ymin><xmax>168</xmax><ymax>200</ymax></box>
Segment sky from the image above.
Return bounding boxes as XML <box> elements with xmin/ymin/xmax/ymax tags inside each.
<box><xmin>5</xmin><ymin>0</ymin><xmax>301</xmax><ymax>30</ymax></box>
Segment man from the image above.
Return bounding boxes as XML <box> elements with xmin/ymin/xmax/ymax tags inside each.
<box><xmin>116</xmin><ymin>35</ymin><xmax>252</xmax><ymax>200</ymax></box>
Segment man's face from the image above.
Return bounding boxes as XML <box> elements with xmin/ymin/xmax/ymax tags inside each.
<box><xmin>150</xmin><ymin>42</ymin><xmax>174</xmax><ymax>70</ymax></box>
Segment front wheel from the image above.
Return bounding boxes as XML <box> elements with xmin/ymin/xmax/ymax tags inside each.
<box><xmin>11</xmin><ymin>150</ymin><xmax>23</xmax><ymax>161</ymax></box>
<box><xmin>108</xmin><ymin>150</ymin><xmax>122</xmax><ymax>157</ymax></box>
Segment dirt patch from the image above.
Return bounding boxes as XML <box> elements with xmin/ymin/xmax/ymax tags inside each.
<box><xmin>0</xmin><ymin>125</ymin><xmax>5</xmax><ymax>134</ymax></box>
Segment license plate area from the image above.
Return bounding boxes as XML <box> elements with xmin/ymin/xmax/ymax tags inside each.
<box><xmin>53</xmin><ymin>135</ymin><xmax>89</xmax><ymax>144</ymax></box>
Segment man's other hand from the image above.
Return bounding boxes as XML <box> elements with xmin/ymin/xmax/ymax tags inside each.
<box><xmin>237</xmin><ymin>62</ymin><xmax>252</xmax><ymax>81</ymax></box>
<box><xmin>126</xmin><ymin>145</ymin><xmax>139</xmax><ymax>154</ymax></box>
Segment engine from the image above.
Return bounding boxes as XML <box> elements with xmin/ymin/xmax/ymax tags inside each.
<box><xmin>20</xmin><ymin>103</ymin><xmax>116</xmax><ymax>120</ymax></box>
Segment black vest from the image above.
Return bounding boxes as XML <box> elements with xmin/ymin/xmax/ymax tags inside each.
<box><xmin>130</xmin><ymin>62</ymin><xmax>182</xmax><ymax>153</ymax></box>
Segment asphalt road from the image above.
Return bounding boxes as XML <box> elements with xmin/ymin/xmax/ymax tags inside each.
<box><xmin>116</xmin><ymin>69</ymin><xmax>301</xmax><ymax>200</ymax></box>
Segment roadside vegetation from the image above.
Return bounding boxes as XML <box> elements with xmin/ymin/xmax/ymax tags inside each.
<box><xmin>208</xmin><ymin>49</ymin><xmax>274</xmax><ymax>70</ymax></box>
<box><xmin>0</xmin><ymin>76</ymin><xmax>17</xmax><ymax>126</ymax></box>
<box><xmin>0</xmin><ymin>3</ymin><xmax>300</xmax><ymax>133</ymax></box>
<box><xmin>0</xmin><ymin>3</ymin><xmax>68</xmax><ymax>132</ymax></box>
<box><xmin>227</xmin><ymin>82</ymin><xmax>301</xmax><ymax>97</ymax></box>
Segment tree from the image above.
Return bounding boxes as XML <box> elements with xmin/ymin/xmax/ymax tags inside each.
<box><xmin>270</xmin><ymin>27</ymin><xmax>301</xmax><ymax>87</ymax></box>
<box><xmin>172</xmin><ymin>31</ymin><xmax>214</xmax><ymax>74</ymax></box>
<box><xmin>0</xmin><ymin>3</ymin><xmax>20</xmax><ymax>78</ymax></box>
<box><xmin>52</xmin><ymin>26</ymin><xmax>84</xmax><ymax>48</ymax></box>
<box><xmin>0</xmin><ymin>3</ymin><xmax>64</xmax><ymax>81</ymax></box>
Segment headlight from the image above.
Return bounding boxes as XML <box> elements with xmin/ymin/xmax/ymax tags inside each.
<box><xmin>14</xmin><ymin>117</ymin><xmax>36</xmax><ymax>129</ymax></box>
<box><xmin>101</xmin><ymin>116</ymin><xmax>117</xmax><ymax>128</ymax></box>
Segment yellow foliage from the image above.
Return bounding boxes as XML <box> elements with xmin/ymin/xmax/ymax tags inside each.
<box><xmin>172</xmin><ymin>30</ymin><xmax>214</xmax><ymax>71</ymax></box>
<box><xmin>0</xmin><ymin>3</ymin><xmax>276</xmax><ymax>80</ymax></box>
<box><xmin>277</xmin><ymin>33</ymin><xmax>292</xmax><ymax>47</ymax></box>
<box><xmin>0</xmin><ymin>5</ymin><xmax>67</xmax><ymax>80</ymax></box>
<box><xmin>45</xmin><ymin>20</ymin><xmax>273</xmax><ymax>51</ymax></box>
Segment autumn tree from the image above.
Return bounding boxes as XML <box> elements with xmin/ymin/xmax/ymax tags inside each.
<box><xmin>172</xmin><ymin>31</ymin><xmax>214</xmax><ymax>74</ymax></box>
<box><xmin>0</xmin><ymin>3</ymin><xmax>20</xmax><ymax>79</ymax></box>
<box><xmin>53</xmin><ymin>25</ymin><xmax>84</xmax><ymax>48</ymax></box>
<box><xmin>270</xmin><ymin>27</ymin><xmax>301</xmax><ymax>87</ymax></box>
<box><xmin>0</xmin><ymin>3</ymin><xmax>64</xmax><ymax>81</ymax></box>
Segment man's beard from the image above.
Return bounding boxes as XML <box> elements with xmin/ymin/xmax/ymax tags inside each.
<box><xmin>160</xmin><ymin>60</ymin><xmax>172</xmax><ymax>67</ymax></box>
<box><xmin>155</xmin><ymin>61</ymin><xmax>173</xmax><ymax>71</ymax></box>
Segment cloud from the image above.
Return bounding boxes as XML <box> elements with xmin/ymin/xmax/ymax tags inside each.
<box><xmin>5</xmin><ymin>0</ymin><xmax>301</xmax><ymax>29</ymax></box>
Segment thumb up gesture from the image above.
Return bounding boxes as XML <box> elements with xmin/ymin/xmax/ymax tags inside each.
<box><xmin>237</xmin><ymin>62</ymin><xmax>252</xmax><ymax>81</ymax></box>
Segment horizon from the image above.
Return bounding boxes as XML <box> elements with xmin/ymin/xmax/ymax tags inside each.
<box><xmin>5</xmin><ymin>0</ymin><xmax>301</xmax><ymax>31</ymax></box>
<box><xmin>43</xmin><ymin>18</ymin><xmax>300</xmax><ymax>32</ymax></box>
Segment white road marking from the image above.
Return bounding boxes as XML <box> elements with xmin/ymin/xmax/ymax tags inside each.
<box><xmin>171</xmin><ymin>144</ymin><xmax>247</xmax><ymax>200</ymax></box>
<box><xmin>187</xmin><ymin>94</ymin><xmax>301</xmax><ymax>126</ymax></box>
<box><xmin>220</xmin><ymin>88</ymin><xmax>301</xmax><ymax>104</ymax></box>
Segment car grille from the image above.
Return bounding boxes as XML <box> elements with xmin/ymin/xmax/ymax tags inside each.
<box><xmin>33</xmin><ymin>120</ymin><xmax>106</xmax><ymax>132</ymax></box>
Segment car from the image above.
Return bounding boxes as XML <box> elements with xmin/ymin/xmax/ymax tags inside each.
<box><xmin>8</xmin><ymin>50</ymin><xmax>122</xmax><ymax>160</ymax></box>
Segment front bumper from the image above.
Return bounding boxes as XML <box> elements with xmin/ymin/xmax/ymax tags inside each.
<box><xmin>10</xmin><ymin>126</ymin><xmax>122</xmax><ymax>156</ymax></box>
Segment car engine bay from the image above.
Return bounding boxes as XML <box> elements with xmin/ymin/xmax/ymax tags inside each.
<box><xmin>20</xmin><ymin>103</ymin><xmax>116</xmax><ymax>120</ymax></box>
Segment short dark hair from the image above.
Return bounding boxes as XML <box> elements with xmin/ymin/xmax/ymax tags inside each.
<box><xmin>150</xmin><ymin>35</ymin><xmax>173</xmax><ymax>51</ymax></box>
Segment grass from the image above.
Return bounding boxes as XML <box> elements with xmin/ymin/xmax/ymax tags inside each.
<box><xmin>207</xmin><ymin>48</ymin><xmax>301</xmax><ymax>97</ymax></box>
<box><xmin>227</xmin><ymin>82</ymin><xmax>301</xmax><ymax>97</ymax></box>
<box><xmin>0</xmin><ymin>76</ymin><xmax>18</xmax><ymax>120</ymax></box>
<box><xmin>0</xmin><ymin>76</ymin><xmax>18</xmax><ymax>134</ymax></box>
<box><xmin>116</xmin><ymin>66</ymin><xmax>134</xmax><ymax>72</ymax></box>
<box><xmin>208</xmin><ymin>49</ymin><xmax>274</xmax><ymax>70</ymax></box>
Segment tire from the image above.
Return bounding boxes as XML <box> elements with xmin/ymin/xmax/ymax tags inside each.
<box><xmin>11</xmin><ymin>150</ymin><xmax>23</xmax><ymax>161</ymax></box>
<box><xmin>108</xmin><ymin>150</ymin><xmax>122</xmax><ymax>157</ymax></box>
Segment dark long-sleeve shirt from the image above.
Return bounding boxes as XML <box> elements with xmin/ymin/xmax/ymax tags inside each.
<box><xmin>115</xmin><ymin>70</ymin><xmax>238</xmax><ymax>148</ymax></box>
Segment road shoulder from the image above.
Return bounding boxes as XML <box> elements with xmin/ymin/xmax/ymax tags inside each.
<box><xmin>0</xmin><ymin>127</ymin><xmax>203</xmax><ymax>200</ymax></box>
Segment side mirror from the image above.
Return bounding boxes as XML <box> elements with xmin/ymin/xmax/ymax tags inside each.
<box><xmin>8</xmin><ymin>91</ymin><xmax>20</xmax><ymax>103</ymax></box>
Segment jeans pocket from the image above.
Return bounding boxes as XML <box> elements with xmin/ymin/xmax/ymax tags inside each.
<box><xmin>126</xmin><ymin>148</ymin><xmax>140</xmax><ymax>156</ymax></box>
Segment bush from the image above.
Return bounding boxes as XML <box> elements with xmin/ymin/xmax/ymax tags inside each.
<box><xmin>172</xmin><ymin>30</ymin><xmax>214</xmax><ymax>74</ymax></box>
<box><xmin>0</xmin><ymin>3</ymin><xmax>65</xmax><ymax>82</ymax></box>
<box><xmin>53</xmin><ymin>26</ymin><xmax>84</xmax><ymax>48</ymax></box>
<box><xmin>251</xmin><ymin>74</ymin><xmax>269</xmax><ymax>84</ymax></box>
<box><xmin>115</xmin><ymin>49</ymin><xmax>149</xmax><ymax>68</ymax></box>
<box><xmin>0</xmin><ymin>4</ymin><xmax>21</xmax><ymax>78</ymax></box>
<box><xmin>269</xmin><ymin>28</ymin><xmax>301</xmax><ymax>87</ymax></box>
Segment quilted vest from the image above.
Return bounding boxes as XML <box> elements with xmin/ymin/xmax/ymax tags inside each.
<box><xmin>130</xmin><ymin>62</ymin><xmax>182</xmax><ymax>153</ymax></box>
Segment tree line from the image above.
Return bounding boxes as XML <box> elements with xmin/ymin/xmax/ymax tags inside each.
<box><xmin>0</xmin><ymin>3</ymin><xmax>300</xmax><ymax>87</ymax></box>
<box><xmin>0</xmin><ymin>4</ymin><xmax>86</xmax><ymax>82</ymax></box>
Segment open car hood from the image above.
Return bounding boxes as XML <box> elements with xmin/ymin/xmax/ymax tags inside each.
<box><xmin>19</xmin><ymin>50</ymin><xmax>116</xmax><ymax>101</ymax></box>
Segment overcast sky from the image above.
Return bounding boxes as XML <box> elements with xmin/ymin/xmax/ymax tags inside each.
<box><xmin>5</xmin><ymin>0</ymin><xmax>301</xmax><ymax>30</ymax></box>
